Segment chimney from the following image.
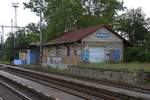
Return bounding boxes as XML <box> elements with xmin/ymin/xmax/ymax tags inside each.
<box><xmin>106</xmin><ymin>24</ymin><xmax>112</xmax><ymax>29</ymax></box>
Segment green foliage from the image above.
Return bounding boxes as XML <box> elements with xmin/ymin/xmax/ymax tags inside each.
<box><xmin>77</xmin><ymin>62</ymin><xmax>150</xmax><ymax>72</ymax></box>
<box><xmin>22</xmin><ymin>64</ymin><xmax>68</xmax><ymax>74</ymax></box>
<box><xmin>23</xmin><ymin>0</ymin><xmax>46</xmax><ymax>16</ymax></box>
<box><xmin>116</xmin><ymin>8</ymin><xmax>150</xmax><ymax>63</ymax></box>
<box><xmin>15</xmin><ymin>29</ymin><xmax>38</xmax><ymax>46</ymax></box>
<box><xmin>24</xmin><ymin>0</ymin><xmax>123</xmax><ymax>40</ymax></box>
<box><xmin>3</xmin><ymin>33</ymin><xmax>14</xmax><ymax>61</ymax></box>
<box><xmin>125</xmin><ymin>47</ymin><xmax>150</xmax><ymax>63</ymax></box>
<box><xmin>0</xmin><ymin>61</ymin><xmax>10</xmax><ymax>64</ymax></box>
<box><xmin>80</xmin><ymin>0</ymin><xmax>122</xmax><ymax>22</ymax></box>
<box><xmin>4</xmin><ymin>23</ymin><xmax>39</xmax><ymax>61</ymax></box>
<box><xmin>116</xmin><ymin>8</ymin><xmax>149</xmax><ymax>45</ymax></box>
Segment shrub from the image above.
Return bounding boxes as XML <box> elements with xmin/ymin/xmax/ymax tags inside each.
<box><xmin>125</xmin><ymin>47</ymin><xmax>150</xmax><ymax>63</ymax></box>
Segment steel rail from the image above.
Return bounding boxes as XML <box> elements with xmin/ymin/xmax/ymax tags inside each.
<box><xmin>0</xmin><ymin>66</ymin><xmax>117</xmax><ymax>99</ymax></box>
<box><xmin>1</xmin><ymin>63</ymin><xmax>150</xmax><ymax>95</ymax></box>
<box><xmin>0</xmin><ymin>81</ymin><xmax>31</xmax><ymax>100</ymax></box>
<box><xmin>1</xmin><ymin>64</ymin><xmax>150</xmax><ymax>100</ymax></box>
<box><xmin>8</xmin><ymin>64</ymin><xmax>150</xmax><ymax>94</ymax></box>
<box><xmin>1</xmin><ymin>69</ymin><xmax>109</xmax><ymax>100</ymax></box>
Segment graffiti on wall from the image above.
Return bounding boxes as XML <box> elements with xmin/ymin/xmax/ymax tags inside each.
<box><xmin>113</xmin><ymin>49</ymin><xmax>121</xmax><ymax>60</ymax></box>
<box><xmin>47</xmin><ymin>56</ymin><xmax>62</xmax><ymax>65</ymax></box>
<box><xmin>19</xmin><ymin>52</ymin><xmax>27</xmax><ymax>60</ymax></box>
<box><xmin>106</xmin><ymin>48</ymin><xmax>121</xmax><ymax>61</ymax></box>
<box><xmin>82</xmin><ymin>50</ymin><xmax>89</xmax><ymax>62</ymax></box>
<box><xmin>82</xmin><ymin>45</ymin><xmax>89</xmax><ymax>62</ymax></box>
<box><xmin>81</xmin><ymin>43</ymin><xmax>121</xmax><ymax>63</ymax></box>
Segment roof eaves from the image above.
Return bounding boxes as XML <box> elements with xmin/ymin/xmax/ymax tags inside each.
<box><xmin>42</xmin><ymin>40</ymin><xmax>77</xmax><ymax>46</ymax></box>
<box><xmin>105</xmin><ymin>26</ymin><xmax>132</xmax><ymax>47</ymax></box>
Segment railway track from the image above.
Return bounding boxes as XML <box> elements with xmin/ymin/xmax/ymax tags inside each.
<box><xmin>3</xmin><ymin>64</ymin><xmax>150</xmax><ymax>95</ymax></box>
<box><xmin>1</xmin><ymin>64</ymin><xmax>150</xmax><ymax>100</ymax></box>
<box><xmin>0</xmin><ymin>68</ymin><xmax>111</xmax><ymax>100</ymax></box>
<box><xmin>0</xmin><ymin>75</ymin><xmax>54</xmax><ymax>100</ymax></box>
<box><xmin>68</xmin><ymin>73</ymin><xmax>150</xmax><ymax>94</ymax></box>
<box><xmin>0</xmin><ymin>80</ymin><xmax>31</xmax><ymax>100</ymax></box>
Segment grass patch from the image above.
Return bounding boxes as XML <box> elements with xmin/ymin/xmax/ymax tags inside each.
<box><xmin>1</xmin><ymin>61</ymin><xmax>150</xmax><ymax>73</ymax></box>
<box><xmin>77</xmin><ymin>62</ymin><xmax>150</xmax><ymax>72</ymax></box>
<box><xmin>0</xmin><ymin>60</ymin><xmax>11</xmax><ymax>64</ymax></box>
<box><xmin>22</xmin><ymin>64</ymin><xmax>69</xmax><ymax>74</ymax></box>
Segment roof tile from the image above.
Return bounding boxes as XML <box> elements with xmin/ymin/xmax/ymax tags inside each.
<box><xmin>43</xmin><ymin>24</ymin><xmax>131</xmax><ymax>46</ymax></box>
<box><xmin>45</xmin><ymin>25</ymin><xmax>104</xmax><ymax>45</ymax></box>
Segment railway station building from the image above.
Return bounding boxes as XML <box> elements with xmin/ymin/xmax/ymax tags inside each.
<box><xmin>41</xmin><ymin>25</ymin><xmax>131</xmax><ymax>67</ymax></box>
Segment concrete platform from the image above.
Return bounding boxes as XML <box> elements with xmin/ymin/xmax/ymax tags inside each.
<box><xmin>0</xmin><ymin>70</ymin><xmax>84</xmax><ymax>100</ymax></box>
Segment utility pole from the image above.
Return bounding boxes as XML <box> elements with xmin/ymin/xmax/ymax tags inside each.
<box><xmin>1</xmin><ymin>26</ymin><xmax>4</xmax><ymax>44</ymax></box>
<box><xmin>11</xmin><ymin>19</ymin><xmax>15</xmax><ymax>59</ymax></box>
<box><xmin>11</xmin><ymin>19</ymin><xmax>13</xmax><ymax>33</ymax></box>
<box><xmin>39</xmin><ymin>10</ymin><xmax>43</xmax><ymax>64</ymax></box>
<box><xmin>12</xmin><ymin>2</ymin><xmax>19</xmax><ymax>28</ymax></box>
<box><xmin>0</xmin><ymin>26</ymin><xmax>4</xmax><ymax>59</ymax></box>
<box><xmin>12</xmin><ymin>2</ymin><xmax>19</xmax><ymax>59</ymax></box>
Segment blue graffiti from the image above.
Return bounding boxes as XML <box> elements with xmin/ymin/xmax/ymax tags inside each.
<box><xmin>113</xmin><ymin>49</ymin><xmax>121</xmax><ymax>61</ymax></box>
<box><xmin>82</xmin><ymin>50</ymin><xmax>89</xmax><ymax>62</ymax></box>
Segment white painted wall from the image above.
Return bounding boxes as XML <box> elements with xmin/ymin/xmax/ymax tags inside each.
<box><xmin>82</xmin><ymin>27</ymin><xmax>124</xmax><ymax>63</ymax></box>
<box><xmin>82</xmin><ymin>27</ymin><xmax>123</xmax><ymax>43</ymax></box>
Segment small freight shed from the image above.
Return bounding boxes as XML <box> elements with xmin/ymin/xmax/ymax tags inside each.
<box><xmin>17</xmin><ymin>44</ymin><xmax>39</xmax><ymax>65</ymax></box>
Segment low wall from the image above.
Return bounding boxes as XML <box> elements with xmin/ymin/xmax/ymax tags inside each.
<box><xmin>68</xmin><ymin>65</ymin><xmax>150</xmax><ymax>83</ymax></box>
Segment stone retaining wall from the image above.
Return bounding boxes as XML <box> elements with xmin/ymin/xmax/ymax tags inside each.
<box><xmin>68</xmin><ymin>65</ymin><xmax>150</xmax><ymax>83</ymax></box>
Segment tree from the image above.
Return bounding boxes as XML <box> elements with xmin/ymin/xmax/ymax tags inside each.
<box><xmin>43</xmin><ymin>0</ymin><xmax>85</xmax><ymax>40</ymax></box>
<box><xmin>116</xmin><ymin>8</ymin><xmax>149</xmax><ymax>45</ymax></box>
<box><xmin>3</xmin><ymin>33</ymin><xmax>14</xmax><ymax>60</ymax></box>
<box><xmin>80</xmin><ymin>0</ymin><xmax>123</xmax><ymax>22</ymax></box>
<box><xmin>24</xmin><ymin>0</ymin><xmax>123</xmax><ymax>41</ymax></box>
<box><xmin>116</xmin><ymin>8</ymin><xmax>150</xmax><ymax>62</ymax></box>
<box><xmin>4</xmin><ymin>23</ymin><xmax>39</xmax><ymax>60</ymax></box>
<box><xmin>23</xmin><ymin>0</ymin><xmax>46</xmax><ymax>16</ymax></box>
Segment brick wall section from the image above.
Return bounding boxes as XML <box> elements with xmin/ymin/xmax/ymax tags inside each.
<box><xmin>42</xmin><ymin>44</ymin><xmax>82</xmax><ymax>65</ymax></box>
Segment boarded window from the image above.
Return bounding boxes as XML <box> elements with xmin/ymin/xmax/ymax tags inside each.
<box><xmin>56</xmin><ymin>46</ymin><xmax>61</xmax><ymax>56</ymax></box>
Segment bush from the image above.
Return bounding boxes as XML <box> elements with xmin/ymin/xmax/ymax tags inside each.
<box><xmin>125</xmin><ymin>47</ymin><xmax>150</xmax><ymax>63</ymax></box>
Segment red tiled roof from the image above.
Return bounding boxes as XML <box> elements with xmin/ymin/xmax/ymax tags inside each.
<box><xmin>43</xmin><ymin>25</ymin><xmax>131</xmax><ymax>46</ymax></box>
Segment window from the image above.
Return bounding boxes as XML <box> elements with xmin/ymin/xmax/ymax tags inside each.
<box><xmin>96</xmin><ymin>32</ymin><xmax>110</xmax><ymax>39</ymax></box>
<box><xmin>67</xmin><ymin>46</ymin><xmax>70</xmax><ymax>56</ymax></box>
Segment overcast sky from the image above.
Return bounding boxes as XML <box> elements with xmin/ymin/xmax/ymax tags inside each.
<box><xmin>0</xmin><ymin>0</ymin><xmax>150</xmax><ymax>37</ymax></box>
